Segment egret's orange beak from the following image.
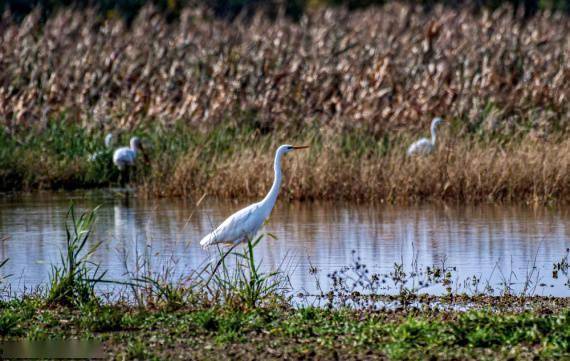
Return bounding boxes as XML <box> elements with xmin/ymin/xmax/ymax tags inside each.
<box><xmin>292</xmin><ymin>145</ymin><xmax>309</xmax><ymax>150</ymax></box>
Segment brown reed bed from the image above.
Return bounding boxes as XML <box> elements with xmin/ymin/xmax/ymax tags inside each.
<box><xmin>138</xmin><ymin>131</ymin><xmax>570</xmax><ymax>204</ymax></box>
<box><xmin>0</xmin><ymin>3</ymin><xmax>569</xmax><ymax>204</ymax></box>
<box><xmin>1</xmin><ymin>3</ymin><xmax>568</xmax><ymax>134</ymax></box>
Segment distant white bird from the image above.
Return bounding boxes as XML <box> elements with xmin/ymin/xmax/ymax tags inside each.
<box><xmin>199</xmin><ymin>144</ymin><xmax>308</xmax><ymax>248</ymax></box>
<box><xmin>104</xmin><ymin>133</ymin><xmax>114</xmax><ymax>148</ymax></box>
<box><xmin>88</xmin><ymin>133</ymin><xmax>114</xmax><ymax>161</ymax></box>
<box><xmin>407</xmin><ymin>117</ymin><xmax>445</xmax><ymax>156</ymax></box>
<box><xmin>113</xmin><ymin>136</ymin><xmax>147</xmax><ymax>171</ymax></box>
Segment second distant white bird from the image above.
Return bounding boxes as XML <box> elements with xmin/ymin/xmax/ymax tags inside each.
<box><xmin>407</xmin><ymin>117</ymin><xmax>445</xmax><ymax>156</ymax></box>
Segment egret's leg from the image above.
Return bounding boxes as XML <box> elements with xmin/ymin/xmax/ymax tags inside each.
<box><xmin>125</xmin><ymin>166</ymin><xmax>131</xmax><ymax>186</ymax></box>
<box><xmin>119</xmin><ymin>168</ymin><xmax>128</xmax><ymax>187</ymax></box>
<box><xmin>118</xmin><ymin>169</ymin><xmax>124</xmax><ymax>187</ymax></box>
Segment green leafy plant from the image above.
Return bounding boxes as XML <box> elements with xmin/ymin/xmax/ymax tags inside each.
<box><xmin>204</xmin><ymin>235</ymin><xmax>291</xmax><ymax>310</ymax></box>
<box><xmin>47</xmin><ymin>204</ymin><xmax>106</xmax><ymax>307</ymax></box>
<box><xmin>132</xmin><ymin>275</ymin><xmax>190</xmax><ymax>311</ymax></box>
<box><xmin>79</xmin><ymin>304</ymin><xmax>126</xmax><ymax>332</ymax></box>
<box><xmin>0</xmin><ymin>312</ymin><xmax>21</xmax><ymax>336</ymax></box>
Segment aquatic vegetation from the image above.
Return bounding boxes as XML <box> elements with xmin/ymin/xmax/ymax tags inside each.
<box><xmin>117</xmin><ymin>231</ymin><xmax>289</xmax><ymax>310</ymax></box>
<box><xmin>46</xmin><ymin>204</ymin><xmax>107</xmax><ymax>306</ymax></box>
<box><xmin>203</xmin><ymin>236</ymin><xmax>291</xmax><ymax>310</ymax></box>
<box><xmin>553</xmin><ymin>248</ymin><xmax>570</xmax><ymax>280</ymax></box>
<box><xmin>117</xmin><ymin>228</ymin><xmax>196</xmax><ymax>310</ymax></box>
<box><xmin>131</xmin><ymin>274</ymin><xmax>191</xmax><ymax>311</ymax></box>
<box><xmin>300</xmin><ymin>247</ymin><xmax>568</xmax><ymax>310</ymax></box>
<box><xmin>4</xmin><ymin>121</ymin><xmax>570</xmax><ymax>204</ymax></box>
<box><xmin>0</xmin><ymin>258</ymin><xmax>10</xmax><ymax>285</ymax></box>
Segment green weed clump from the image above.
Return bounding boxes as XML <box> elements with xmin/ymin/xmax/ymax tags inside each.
<box><xmin>1</xmin><ymin>294</ymin><xmax>568</xmax><ymax>359</ymax></box>
<box><xmin>47</xmin><ymin>204</ymin><xmax>106</xmax><ymax>307</ymax></box>
<box><xmin>125</xmin><ymin>235</ymin><xmax>291</xmax><ymax>312</ymax></box>
<box><xmin>204</xmin><ymin>236</ymin><xmax>291</xmax><ymax>310</ymax></box>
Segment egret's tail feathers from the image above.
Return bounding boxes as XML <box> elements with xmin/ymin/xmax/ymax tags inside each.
<box><xmin>199</xmin><ymin>233</ymin><xmax>216</xmax><ymax>249</ymax></box>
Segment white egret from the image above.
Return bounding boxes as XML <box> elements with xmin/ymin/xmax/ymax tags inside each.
<box><xmin>88</xmin><ymin>133</ymin><xmax>114</xmax><ymax>161</ymax></box>
<box><xmin>407</xmin><ymin>117</ymin><xmax>445</xmax><ymax>156</ymax></box>
<box><xmin>199</xmin><ymin>144</ymin><xmax>308</xmax><ymax>248</ymax></box>
<box><xmin>113</xmin><ymin>136</ymin><xmax>148</xmax><ymax>170</ymax></box>
<box><xmin>113</xmin><ymin>136</ymin><xmax>148</xmax><ymax>185</ymax></box>
<box><xmin>104</xmin><ymin>133</ymin><xmax>113</xmax><ymax>148</ymax></box>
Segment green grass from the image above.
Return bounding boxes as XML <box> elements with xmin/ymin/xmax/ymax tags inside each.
<box><xmin>0</xmin><ymin>116</ymin><xmax>288</xmax><ymax>191</ymax></box>
<box><xmin>0</xmin><ymin>297</ymin><xmax>568</xmax><ymax>359</ymax></box>
<box><xmin>5</xmin><ymin>112</ymin><xmax>570</xmax><ymax>205</ymax></box>
<box><xmin>5</xmin><ymin>97</ymin><xmax>570</xmax><ymax>205</ymax></box>
<box><xmin>204</xmin><ymin>235</ymin><xmax>291</xmax><ymax>310</ymax></box>
<box><xmin>0</xmin><ymin>115</ymin><xmax>522</xmax><ymax>190</ymax></box>
<box><xmin>0</xmin><ymin>117</ymin><xmax>269</xmax><ymax>191</ymax></box>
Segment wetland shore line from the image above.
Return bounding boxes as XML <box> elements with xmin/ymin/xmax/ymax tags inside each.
<box><xmin>1</xmin><ymin>4</ymin><xmax>570</xmax><ymax>359</ymax></box>
<box><xmin>0</xmin><ymin>183</ymin><xmax>569</xmax><ymax>360</ymax></box>
<box><xmin>2</xmin><ymin>121</ymin><xmax>570</xmax><ymax>205</ymax></box>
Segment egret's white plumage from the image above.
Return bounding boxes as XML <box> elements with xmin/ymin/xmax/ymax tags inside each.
<box><xmin>104</xmin><ymin>133</ymin><xmax>114</xmax><ymax>148</ymax></box>
<box><xmin>407</xmin><ymin>117</ymin><xmax>445</xmax><ymax>156</ymax></box>
<box><xmin>113</xmin><ymin>136</ymin><xmax>144</xmax><ymax>171</ymax></box>
<box><xmin>199</xmin><ymin>144</ymin><xmax>308</xmax><ymax>248</ymax></box>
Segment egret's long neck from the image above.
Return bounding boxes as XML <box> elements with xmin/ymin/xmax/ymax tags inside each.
<box><xmin>430</xmin><ymin>124</ymin><xmax>438</xmax><ymax>145</ymax></box>
<box><xmin>261</xmin><ymin>151</ymin><xmax>283</xmax><ymax>210</ymax></box>
<box><xmin>130</xmin><ymin>144</ymin><xmax>138</xmax><ymax>156</ymax></box>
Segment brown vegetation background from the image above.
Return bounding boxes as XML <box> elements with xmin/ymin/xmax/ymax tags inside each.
<box><xmin>1</xmin><ymin>3</ymin><xmax>569</xmax><ymax>203</ymax></box>
<box><xmin>1</xmin><ymin>3</ymin><xmax>568</xmax><ymax>135</ymax></box>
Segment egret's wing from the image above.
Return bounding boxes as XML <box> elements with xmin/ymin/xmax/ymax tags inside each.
<box><xmin>200</xmin><ymin>203</ymin><xmax>263</xmax><ymax>247</ymax></box>
<box><xmin>407</xmin><ymin>138</ymin><xmax>432</xmax><ymax>156</ymax></box>
<box><xmin>113</xmin><ymin>147</ymin><xmax>135</xmax><ymax>165</ymax></box>
<box><xmin>113</xmin><ymin>147</ymin><xmax>127</xmax><ymax>163</ymax></box>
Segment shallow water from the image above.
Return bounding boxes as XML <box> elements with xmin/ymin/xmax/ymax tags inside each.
<box><xmin>0</xmin><ymin>191</ymin><xmax>568</xmax><ymax>297</ymax></box>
